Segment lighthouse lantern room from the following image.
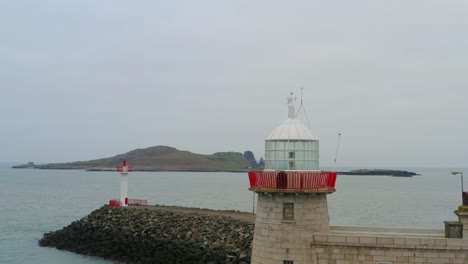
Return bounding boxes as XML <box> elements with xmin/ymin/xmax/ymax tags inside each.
<box><xmin>248</xmin><ymin>93</ymin><xmax>337</xmax><ymax>264</ymax></box>
<box><xmin>264</xmin><ymin>93</ymin><xmax>319</xmax><ymax>171</ymax></box>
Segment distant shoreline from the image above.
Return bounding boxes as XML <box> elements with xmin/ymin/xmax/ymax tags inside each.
<box><xmin>11</xmin><ymin>166</ymin><xmax>418</xmax><ymax>176</ymax></box>
<box><xmin>11</xmin><ymin>166</ymin><xmax>249</xmax><ymax>173</ymax></box>
<box><xmin>87</xmin><ymin>168</ymin><xmax>249</xmax><ymax>173</ymax></box>
<box><xmin>337</xmin><ymin>169</ymin><xmax>419</xmax><ymax>177</ymax></box>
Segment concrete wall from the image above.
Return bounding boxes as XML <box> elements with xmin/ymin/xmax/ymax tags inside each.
<box><xmin>251</xmin><ymin>193</ymin><xmax>330</xmax><ymax>264</ymax></box>
<box><xmin>313</xmin><ymin>226</ymin><xmax>468</xmax><ymax>264</ymax></box>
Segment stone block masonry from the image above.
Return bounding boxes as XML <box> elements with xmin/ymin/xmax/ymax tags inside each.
<box><xmin>251</xmin><ymin>193</ymin><xmax>330</xmax><ymax>264</ymax></box>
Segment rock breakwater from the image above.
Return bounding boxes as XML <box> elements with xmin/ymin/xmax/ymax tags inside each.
<box><xmin>39</xmin><ymin>206</ymin><xmax>254</xmax><ymax>264</ymax></box>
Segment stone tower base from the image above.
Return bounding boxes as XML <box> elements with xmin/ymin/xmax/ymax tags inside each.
<box><xmin>251</xmin><ymin>193</ymin><xmax>330</xmax><ymax>264</ymax></box>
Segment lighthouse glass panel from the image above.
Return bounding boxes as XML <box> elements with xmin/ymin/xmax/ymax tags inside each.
<box><xmin>278</xmin><ymin>142</ymin><xmax>284</xmax><ymax>150</ymax></box>
<box><xmin>278</xmin><ymin>161</ymin><xmax>287</xmax><ymax>170</ymax></box>
<box><xmin>297</xmin><ymin>143</ymin><xmax>303</xmax><ymax>151</ymax></box>
<box><xmin>278</xmin><ymin>151</ymin><xmax>285</xmax><ymax>160</ymax></box>
<box><xmin>264</xmin><ymin>140</ymin><xmax>319</xmax><ymax>171</ymax></box>
<box><xmin>296</xmin><ymin>151</ymin><xmax>304</xmax><ymax>160</ymax></box>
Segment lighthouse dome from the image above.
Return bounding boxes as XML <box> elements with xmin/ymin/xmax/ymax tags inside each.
<box><xmin>266</xmin><ymin>118</ymin><xmax>317</xmax><ymax>140</ymax></box>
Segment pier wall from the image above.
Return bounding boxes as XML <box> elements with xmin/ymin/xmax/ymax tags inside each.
<box><xmin>312</xmin><ymin>227</ymin><xmax>468</xmax><ymax>264</ymax></box>
<box><xmin>39</xmin><ymin>205</ymin><xmax>468</xmax><ymax>264</ymax></box>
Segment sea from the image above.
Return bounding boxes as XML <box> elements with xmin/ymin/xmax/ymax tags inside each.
<box><xmin>0</xmin><ymin>165</ymin><xmax>466</xmax><ymax>264</ymax></box>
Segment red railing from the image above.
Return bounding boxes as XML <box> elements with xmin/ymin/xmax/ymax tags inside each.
<box><xmin>116</xmin><ymin>166</ymin><xmax>134</xmax><ymax>172</ymax></box>
<box><xmin>109</xmin><ymin>199</ymin><xmax>121</xmax><ymax>207</ymax></box>
<box><xmin>248</xmin><ymin>171</ymin><xmax>337</xmax><ymax>191</ymax></box>
<box><xmin>109</xmin><ymin>199</ymin><xmax>148</xmax><ymax>207</ymax></box>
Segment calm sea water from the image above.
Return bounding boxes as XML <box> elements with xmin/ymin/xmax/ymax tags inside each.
<box><xmin>0</xmin><ymin>166</ymin><xmax>465</xmax><ymax>263</ymax></box>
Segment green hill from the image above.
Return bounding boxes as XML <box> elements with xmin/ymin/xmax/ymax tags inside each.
<box><xmin>13</xmin><ymin>146</ymin><xmax>261</xmax><ymax>172</ymax></box>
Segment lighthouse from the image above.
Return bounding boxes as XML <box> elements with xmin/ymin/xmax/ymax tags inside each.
<box><xmin>248</xmin><ymin>93</ymin><xmax>337</xmax><ymax>264</ymax></box>
<box><xmin>116</xmin><ymin>160</ymin><xmax>133</xmax><ymax>207</ymax></box>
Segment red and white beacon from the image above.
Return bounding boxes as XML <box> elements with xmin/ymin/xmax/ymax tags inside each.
<box><xmin>116</xmin><ymin>160</ymin><xmax>133</xmax><ymax>207</ymax></box>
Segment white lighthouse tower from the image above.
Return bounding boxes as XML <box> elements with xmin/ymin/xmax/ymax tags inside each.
<box><xmin>116</xmin><ymin>160</ymin><xmax>132</xmax><ymax>207</ymax></box>
<box><xmin>248</xmin><ymin>93</ymin><xmax>337</xmax><ymax>264</ymax></box>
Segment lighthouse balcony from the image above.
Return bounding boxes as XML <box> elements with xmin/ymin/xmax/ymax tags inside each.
<box><xmin>248</xmin><ymin>171</ymin><xmax>337</xmax><ymax>193</ymax></box>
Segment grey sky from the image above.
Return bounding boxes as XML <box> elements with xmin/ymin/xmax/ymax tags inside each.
<box><xmin>1</xmin><ymin>1</ymin><xmax>467</xmax><ymax>168</ymax></box>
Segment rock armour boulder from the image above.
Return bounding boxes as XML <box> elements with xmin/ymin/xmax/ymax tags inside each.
<box><xmin>39</xmin><ymin>206</ymin><xmax>253</xmax><ymax>264</ymax></box>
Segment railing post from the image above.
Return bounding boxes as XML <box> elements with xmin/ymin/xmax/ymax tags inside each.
<box><xmin>300</xmin><ymin>172</ymin><xmax>304</xmax><ymax>190</ymax></box>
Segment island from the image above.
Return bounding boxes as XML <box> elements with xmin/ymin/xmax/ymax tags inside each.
<box><xmin>12</xmin><ymin>145</ymin><xmax>263</xmax><ymax>172</ymax></box>
<box><xmin>337</xmin><ymin>169</ymin><xmax>419</xmax><ymax>177</ymax></box>
<box><xmin>12</xmin><ymin>147</ymin><xmax>418</xmax><ymax>176</ymax></box>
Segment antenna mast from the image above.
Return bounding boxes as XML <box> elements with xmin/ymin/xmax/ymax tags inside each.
<box><xmin>296</xmin><ymin>87</ymin><xmax>304</xmax><ymax>114</ymax></box>
<box><xmin>300</xmin><ymin>87</ymin><xmax>303</xmax><ymax>105</ymax></box>
<box><xmin>296</xmin><ymin>87</ymin><xmax>313</xmax><ymax>129</ymax></box>
<box><xmin>332</xmin><ymin>133</ymin><xmax>342</xmax><ymax>172</ymax></box>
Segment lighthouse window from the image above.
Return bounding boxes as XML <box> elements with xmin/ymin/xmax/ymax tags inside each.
<box><xmin>283</xmin><ymin>203</ymin><xmax>294</xmax><ymax>220</ymax></box>
<box><xmin>288</xmin><ymin>152</ymin><xmax>295</xmax><ymax>159</ymax></box>
<box><xmin>283</xmin><ymin>261</ymin><xmax>294</xmax><ymax>264</ymax></box>
<box><xmin>289</xmin><ymin>161</ymin><xmax>295</xmax><ymax>169</ymax></box>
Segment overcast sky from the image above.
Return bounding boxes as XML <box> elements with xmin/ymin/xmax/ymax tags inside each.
<box><xmin>1</xmin><ymin>1</ymin><xmax>467</xmax><ymax>168</ymax></box>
